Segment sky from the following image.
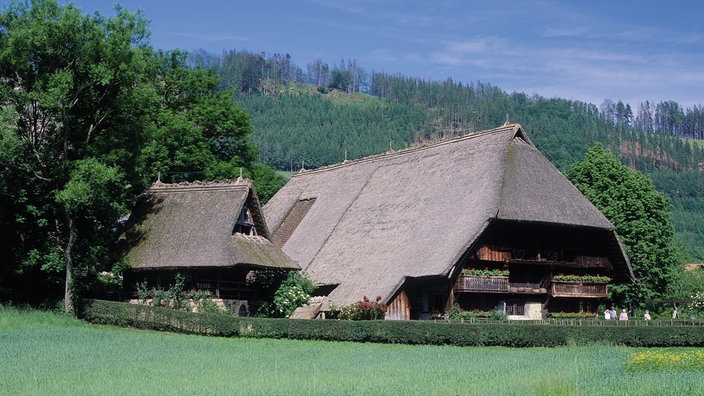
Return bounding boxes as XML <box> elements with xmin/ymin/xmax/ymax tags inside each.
<box><xmin>62</xmin><ymin>1</ymin><xmax>704</xmax><ymax>109</ymax></box>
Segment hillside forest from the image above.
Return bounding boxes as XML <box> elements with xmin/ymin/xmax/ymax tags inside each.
<box><xmin>189</xmin><ymin>49</ymin><xmax>704</xmax><ymax>263</ymax></box>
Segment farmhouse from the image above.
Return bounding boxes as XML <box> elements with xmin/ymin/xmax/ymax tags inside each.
<box><xmin>122</xmin><ymin>178</ymin><xmax>299</xmax><ymax>315</ymax></box>
<box><xmin>264</xmin><ymin>123</ymin><xmax>634</xmax><ymax>320</ymax></box>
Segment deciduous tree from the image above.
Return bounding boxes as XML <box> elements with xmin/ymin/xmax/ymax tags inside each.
<box><xmin>567</xmin><ymin>144</ymin><xmax>681</xmax><ymax>305</ymax></box>
<box><xmin>0</xmin><ymin>0</ymin><xmax>151</xmax><ymax>311</ymax></box>
<box><xmin>0</xmin><ymin>0</ymin><xmax>265</xmax><ymax>312</ymax></box>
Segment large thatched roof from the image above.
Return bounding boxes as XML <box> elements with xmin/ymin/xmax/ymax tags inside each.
<box><xmin>125</xmin><ymin>179</ymin><xmax>299</xmax><ymax>271</ymax></box>
<box><xmin>264</xmin><ymin>124</ymin><xmax>633</xmax><ymax>306</ymax></box>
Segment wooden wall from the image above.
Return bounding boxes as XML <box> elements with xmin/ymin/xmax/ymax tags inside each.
<box><xmin>385</xmin><ymin>290</ymin><xmax>410</xmax><ymax>320</ymax></box>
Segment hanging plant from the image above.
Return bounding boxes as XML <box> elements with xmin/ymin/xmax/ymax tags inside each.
<box><xmin>462</xmin><ymin>268</ymin><xmax>509</xmax><ymax>277</ymax></box>
<box><xmin>552</xmin><ymin>274</ymin><xmax>611</xmax><ymax>283</ymax></box>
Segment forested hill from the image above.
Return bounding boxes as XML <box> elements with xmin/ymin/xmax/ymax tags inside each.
<box><xmin>189</xmin><ymin>49</ymin><xmax>704</xmax><ymax>261</ymax></box>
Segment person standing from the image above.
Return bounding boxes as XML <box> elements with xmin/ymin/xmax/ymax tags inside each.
<box><xmin>609</xmin><ymin>307</ymin><xmax>617</xmax><ymax>320</ymax></box>
<box><xmin>604</xmin><ymin>308</ymin><xmax>610</xmax><ymax>320</ymax></box>
<box><xmin>619</xmin><ymin>308</ymin><xmax>628</xmax><ymax>321</ymax></box>
<box><xmin>644</xmin><ymin>310</ymin><xmax>651</xmax><ymax>320</ymax></box>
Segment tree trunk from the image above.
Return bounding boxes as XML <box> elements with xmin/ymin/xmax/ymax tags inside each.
<box><xmin>64</xmin><ymin>215</ymin><xmax>77</xmax><ymax>314</ymax></box>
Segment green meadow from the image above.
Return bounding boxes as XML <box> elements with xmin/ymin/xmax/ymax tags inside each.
<box><xmin>2</xmin><ymin>307</ymin><xmax>703</xmax><ymax>395</ymax></box>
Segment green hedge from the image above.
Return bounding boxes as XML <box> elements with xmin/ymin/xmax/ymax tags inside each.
<box><xmin>80</xmin><ymin>299</ymin><xmax>240</xmax><ymax>336</ymax></box>
<box><xmin>80</xmin><ymin>299</ymin><xmax>704</xmax><ymax>347</ymax></box>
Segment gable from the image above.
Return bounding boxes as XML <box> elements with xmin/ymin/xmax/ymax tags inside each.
<box><xmin>125</xmin><ymin>179</ymin><xmax>298</xmax><ymax>271</ymax></box>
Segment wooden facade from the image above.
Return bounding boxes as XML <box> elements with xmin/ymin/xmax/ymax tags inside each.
<box><xmin>385</xmin><ymin>291</ymin><xmax>411</xmax><ymax>320</ymax></box>
<box><xmin>451</xmin><ymin>242</ymin><xmax>614</xmax><ymax>318</ymax></box>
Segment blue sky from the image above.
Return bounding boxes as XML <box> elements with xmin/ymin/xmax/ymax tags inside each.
<box><xmin>65</xmin><ymin>1</ymin><xmax>703</xmax><ymax>108</ymax></box>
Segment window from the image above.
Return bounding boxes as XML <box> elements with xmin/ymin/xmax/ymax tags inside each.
<box><xmin>234</xmin><ymin>205</ymin><xmax>256</xmax><ymax>235</ymax></box>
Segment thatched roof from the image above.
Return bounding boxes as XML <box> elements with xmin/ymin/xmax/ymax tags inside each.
<box><xmin>125</xmin><ymin>179</ymin><xmax>299</xmax><ymax>271</ymax></box>
<box><xmin>264</xmin><ymin>124</ymin><xmax>633</xmax><ymax>306</ymax></box>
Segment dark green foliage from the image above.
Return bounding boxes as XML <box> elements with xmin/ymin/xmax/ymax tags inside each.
<box><xmin>243</xmin><ymin>163</ymin><xmax>285</xmax><ymax>204</ymax></box>
<box><xmin>651</xmin><ymin>170</ymin><xmax>704</xmax><ymax>261</ymax></box>
<box><xmin>81</xmin><ymin>299</ymin><xmax>239</xmax><ymax>336</ymax></box>
<box><xmin>567</xmin><ymin>144</ymin><xmax>681</xmax><ymax>305</ymax></box>
<box><xmin>0</xmin><ymin>0</ymin><xmax>153</xmax><ymax>310</ymax></box>
<box><xmin>234</xmin><ymin>92</ymin><xmax>427</xmax><ymax>170</ymax></box>
<box><xmin>81</xmin><ymin>299</ymin><xmax>704</xmax><ymax>347</ymax></box>
<box><xmin>268</xmin><ymin>271</ymin><xmax>316</xmax><ymax>317</ymax></box>
<box><xmin>0</xmin><ymin>1</ymin><xmax>270</xmax><ymax>310</ymax></box>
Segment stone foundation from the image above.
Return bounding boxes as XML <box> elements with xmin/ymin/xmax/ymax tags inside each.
<box><xmin>507</xmin><ymin>301</ymin><xmax>543</xmax><ymax>320</ymax></box>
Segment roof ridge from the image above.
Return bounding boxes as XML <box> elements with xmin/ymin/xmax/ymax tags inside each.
<box><xmin>150</xmin><ymin>177</ymin><xmax>252</xmax><ymax>192</ymax></box>
<box><xmin>292</xmin><ymin>123</ymin><xmax>523</xmax><ymax>177</ymax></box>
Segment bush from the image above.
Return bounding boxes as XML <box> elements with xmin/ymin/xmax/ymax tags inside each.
<box><xmin>549</xmin><ymin>312</ymin><xmax>597</xmax><ymax>319</ymax></box>
<box><xmin>336</xmin><ymin>296</ymin><xmax>387</xmax><ymax>320</ymax></box>
<box><xmin>446</xmin><ymin>304</ymin><xmax>506</xmax><ymax>321</ymax></box>
<box><xmin>80</xmin><ymin>299</ymin><xmax>704</xmax><ymax>347</ymax></box>
<box><xmin>80</xmin><ymin>299</ymin><xmax>239</xmax><ymax>336</ymax></box>
<box><xmin>135</xmin><ymin>274</ymin><xmax>231</xmax><ymax>315</ymax></box>
<box><xmin>268</xmin><ymin>271</ymin><xmax>316</xmax><ymax>317</ymax></box>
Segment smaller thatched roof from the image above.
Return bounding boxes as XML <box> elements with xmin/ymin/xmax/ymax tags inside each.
<box><xmin>124</xmin><ymin>178</ymin><xmax>299</xmax><ymax>271</ymax></box>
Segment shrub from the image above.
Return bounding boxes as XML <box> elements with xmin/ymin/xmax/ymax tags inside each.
<box><xmin>446</xmin><ymin>304</ymin><xmax>505</xmax><ymax>321</ymax></box>
<box><xmin>135</xmin><ymin>274</ymin><xmax>230</xmax><ymax>315</ymax></box>
<box><xmin>549</xmin><ymin>312</ymin><xmax>597</xmax><ymax>319</ymax></box>
<box><xmin>687</xmin><ymin>291</ymin><xmax>704</xmax><ymax>319</ymax></box>
<box><xmin>136</xmin><ymin>273</ymin><xmax>187</xmax><ymax>309</ymax></box>
<box><xmin>552</xmin><ymin>274</ymin><xmax>611</xmax><ymax>282</ymax></box>
<box><xmin>80</xmin><ymin>299</ymin><xmax>239</xmax><ymax>336</ymax></box>
<box><xmin>336</xmin><ymin>296</ymin><xmax>387</xmax><ymax>320</ymax></box>
<box><xmin>80</xmin><ymin>299</ymin><xmax>704</xmax><ymax>348</ymax></box>
<box><xmin>269</xmin><ymin>271</ymin><xmax>315</xmax><ymax>317</ymax></box>
<box><xmin>462</xmin><ymin>268</ymin><xmax>509</xmax><ymax>276</ymax></box>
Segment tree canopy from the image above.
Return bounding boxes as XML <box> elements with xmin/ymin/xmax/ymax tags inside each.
<box><xmin>567</xmin><ymin>144</ymin><xmax>681</xmax><ymax>305</ymax></box>
<box><xmin>0</xmin><ymin>0</ymin><xmax>272</xmax><ymax>311</ymax></box>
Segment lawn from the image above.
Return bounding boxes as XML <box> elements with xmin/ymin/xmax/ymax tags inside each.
<box><xmin>1</xmin><ymin>307</ymin><xmax>703</xmax><ymax>395</ymax></box>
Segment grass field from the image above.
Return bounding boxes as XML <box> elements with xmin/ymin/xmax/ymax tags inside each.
<box><xmin>2</xmin><ymin>307</ymin><xmax>703</xmax><ymax>395</ymax></box>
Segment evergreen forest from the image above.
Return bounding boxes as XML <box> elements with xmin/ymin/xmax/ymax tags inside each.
<box><xmin>189</xmin><ymin>49</ymin><xmax>704</xmax><ymax>262</ymax></box>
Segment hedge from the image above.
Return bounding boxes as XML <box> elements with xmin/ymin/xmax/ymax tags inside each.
<box><xmin>80</xmin><ymin>299</ymin><xmax>704</xmax><ymax>347</ymax></box>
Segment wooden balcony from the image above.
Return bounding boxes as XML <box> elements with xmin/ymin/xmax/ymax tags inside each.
<box><xmin>475</xmin><ymin>245</ymin><xmax>610</xmax><ymax>269</ymax></box>
<box><xmin>550</xmin><ymin>281</ymin><xmax>607</xmax><ymax>298</ymax></box>
<box><xmin>454</xmin><ymin>275</ymin><xmax>509</xmax><ymax>293</ymax></box>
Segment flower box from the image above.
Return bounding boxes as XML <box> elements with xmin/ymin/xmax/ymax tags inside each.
<box><xmin>552</xmin><ymin>274</ymin><xmax>610</xmax><ymax>283</ymax></box>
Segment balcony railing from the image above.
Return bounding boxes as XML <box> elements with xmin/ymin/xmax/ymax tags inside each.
<box><xmin>550</xmin><ymin>281</ymin><xmax>607</xmax><ymax>298</ymax></box>
<box><xmin>454</xmin><ymin>275</ymin><xmax>509</xmax><ymax>293</ymax></box>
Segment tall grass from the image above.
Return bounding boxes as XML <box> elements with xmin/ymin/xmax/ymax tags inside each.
<box><xmin>2</xmin><ymin>306</ymin><xmax>703</xmax><ymax>395</ymax></box>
